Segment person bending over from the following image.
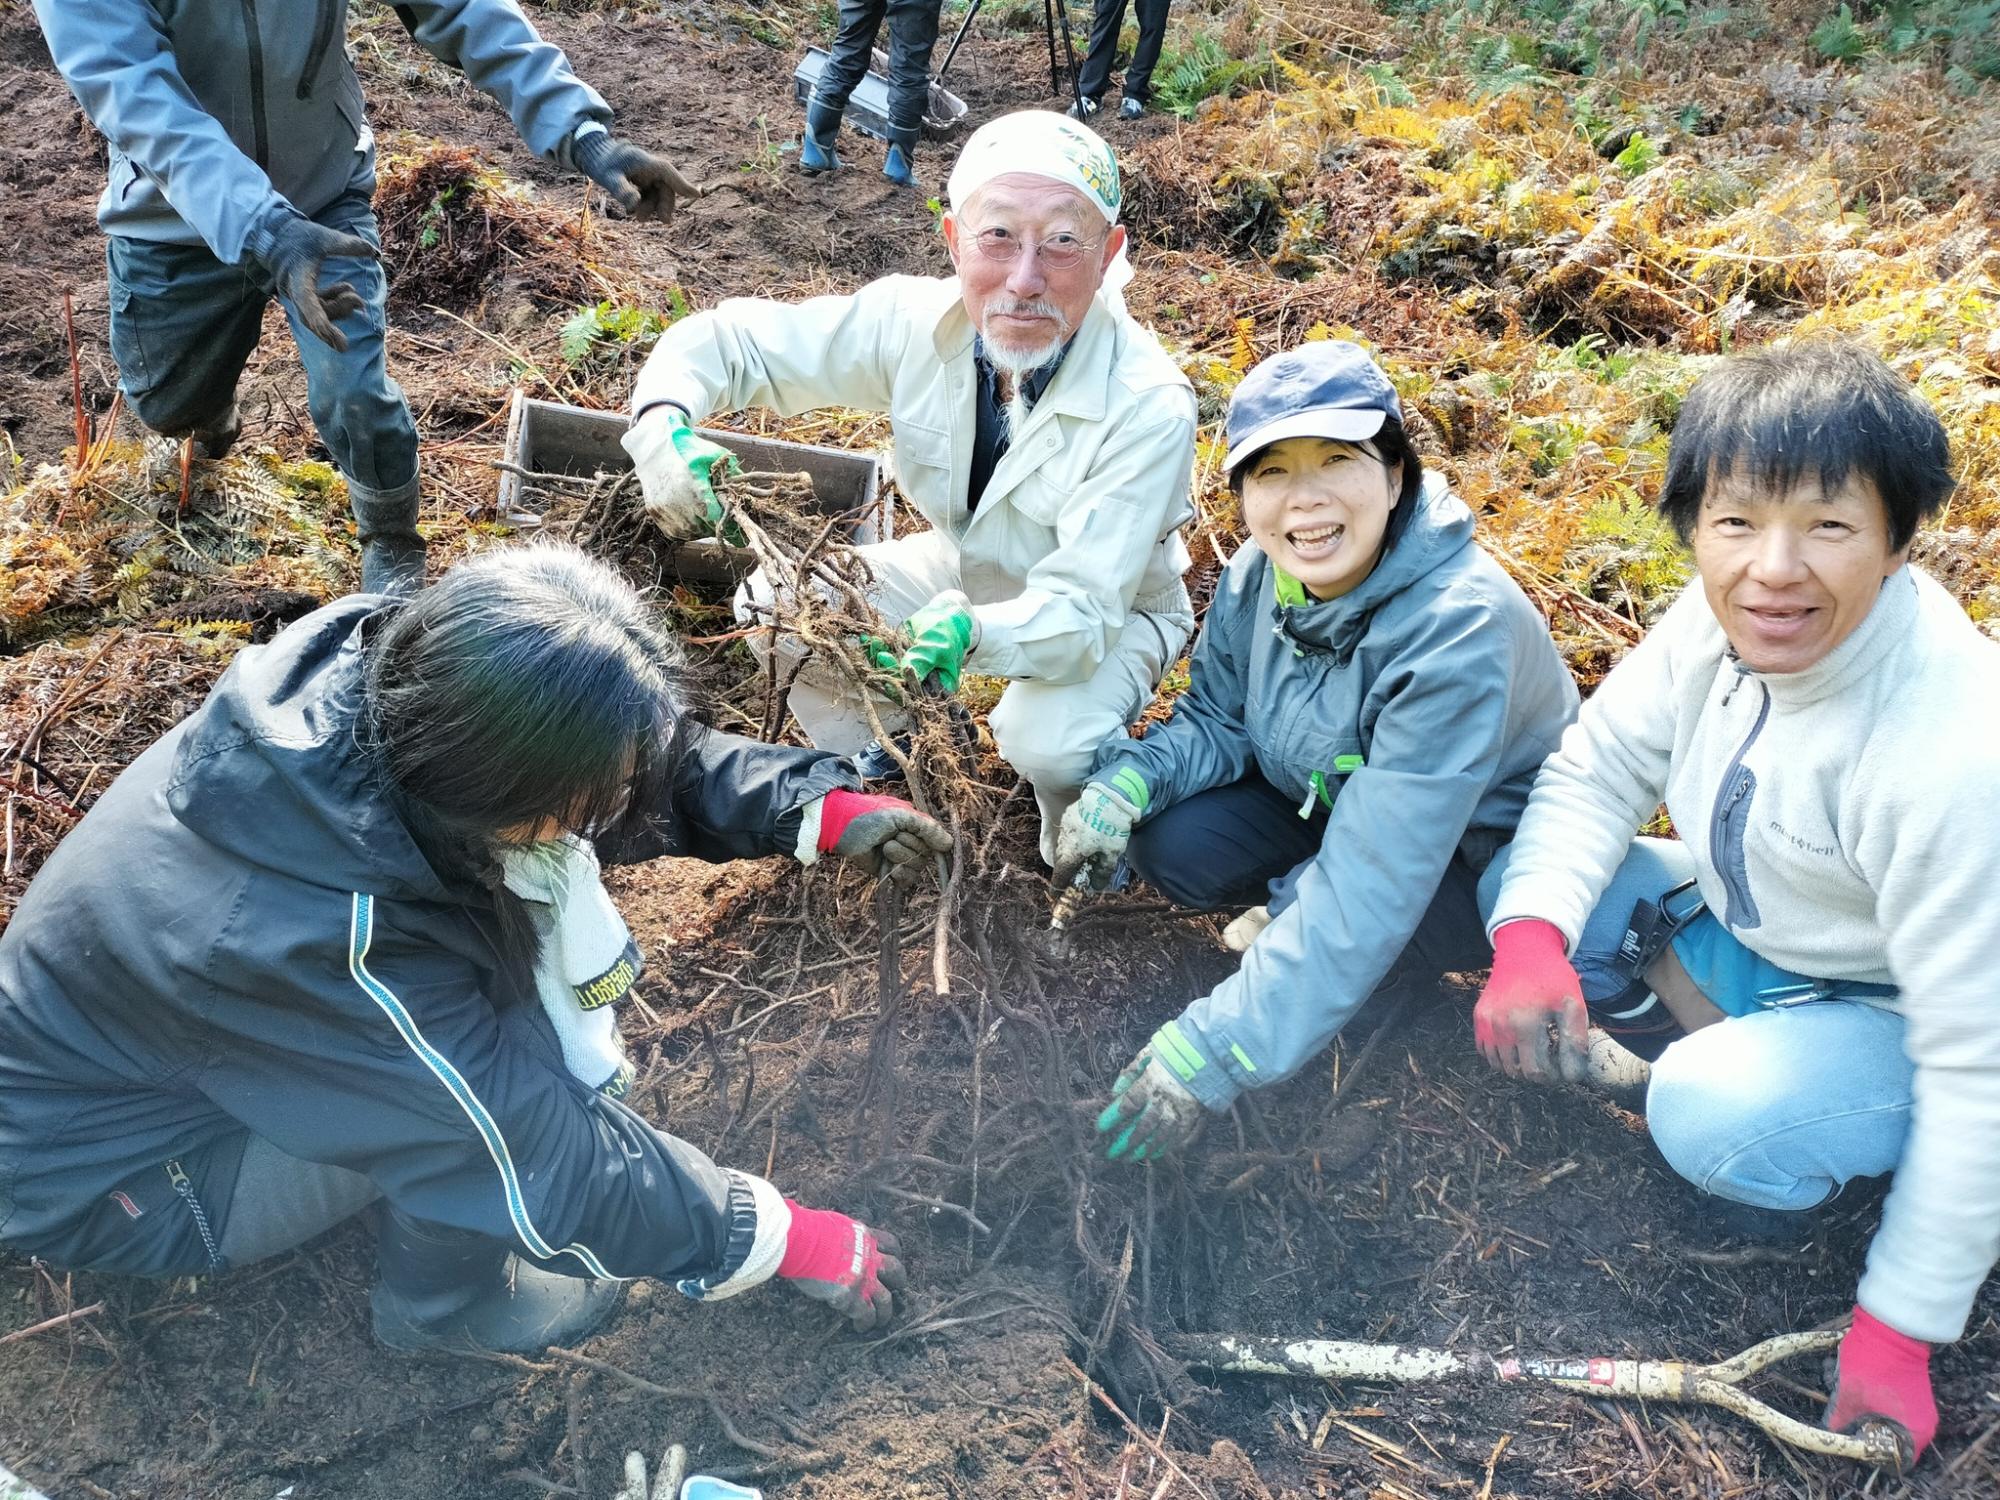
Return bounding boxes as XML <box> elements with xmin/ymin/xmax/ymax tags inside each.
<box><xmin>0</xmin><ymin>543</ymin><xmax>949</xmax><ymax>1351</ymax></box>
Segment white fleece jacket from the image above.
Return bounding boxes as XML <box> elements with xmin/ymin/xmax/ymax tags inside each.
<box><xmin>1491</xmin><ymin>564</ymin><xmax>2000</xmax><ymax>1343</ymax></box>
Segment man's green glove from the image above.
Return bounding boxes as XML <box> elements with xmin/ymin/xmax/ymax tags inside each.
<box><xmin>1097</xmin><ymin>1022</ymin><xmax>1212</xmax><ymax>1162</ymax></box>
<box><xmin>1051</xmin><ymin>769</ymin><xmax>1148</xmax><ymax>892</ymax></box>
<box><xmin>900</xmin><ymin>590</ymin><xmax>979</xmax><ymax>692</ymax></box>
<box><xmin>620</xmin><ymin>405</ymin><xmax>742</xmax><ymax>542</ymax></box>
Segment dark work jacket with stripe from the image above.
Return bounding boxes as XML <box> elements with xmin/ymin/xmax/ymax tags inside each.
<box><xmin>0</xmin><ymin>598</ymin><xmax>853</xmax><ymax>1280</ymax></box>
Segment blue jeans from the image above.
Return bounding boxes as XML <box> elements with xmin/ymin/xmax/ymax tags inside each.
<box><xmin>1479</xmin><ymin>837</ymin><xmax>1913</xmax><ymax>1210</ymax></box>
<box><xmin>105</xmin><ymin>184</ymin><xmax>420</xmax><ymax>540</ymax></box>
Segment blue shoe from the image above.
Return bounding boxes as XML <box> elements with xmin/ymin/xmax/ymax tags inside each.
<box><xmin>853</xmin><ymin>736</ymin><xmax>909</xmax><ymax>782</ymax></box>
<box><xmin>1119</xmin><ymin>96</ymin><xmax>1145</xmax><ymax>120</ymax></box>
<box><xmin>800</xmin><ymin>102</ymin><xmax>844</xmax><ymax>173</ymax></box>
<box><xmin>883</xmin><ymin>142</ymin><xmax>917</xmax><ymax>186</ymax></box>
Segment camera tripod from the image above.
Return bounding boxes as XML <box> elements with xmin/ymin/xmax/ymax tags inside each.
<box><xmin>934</xmin><ymin>0</ymin><xmax>1087</xmax><ymax>116</ymax></box>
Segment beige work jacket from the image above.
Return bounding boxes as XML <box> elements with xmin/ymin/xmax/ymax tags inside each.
<box><xmin>630</xmin><ymin>274</ymin><xmax>1196</xmax><ymax>685</ymax></box>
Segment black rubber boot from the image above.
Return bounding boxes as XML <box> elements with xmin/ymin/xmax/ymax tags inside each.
<box><xmin>370</xmin><ymin>1206</ymin><xmax>624</xmax><ymax>1355</ymax></box>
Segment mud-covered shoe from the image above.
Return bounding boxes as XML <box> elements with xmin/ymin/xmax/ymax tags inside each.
<box><xmin>1118</xmin><ymin>97</ymin><xmax>1146</xmax><ymax>120</ymax></box>
<box><xmin>1221</xmin><ymin>904</ymin><xmax>1272</xmax><ymax>953</ymax></box>
<box><xmin>853</xmin><ymin>733</ymin><xmax>910</xmax><ymax>783</ymax></box>
<box><xmin>370</xmin><ymin>1207</ymin><xmax>623</xmax><ymax>1355</ymax></box>
<box><xmin>883</xmin><ymin>142</ymin><xmax>917</xmax><ymax>187</ymax></box>
<box><xmin>1065</xmin><ymin>96</ymin><xmax>1099</xmax><ymax>121</ymax></box>
<box><xmin>1584</xmin><ymin>1026</ymin><xmax>1652</xmax><ymax>1104</ymax></box>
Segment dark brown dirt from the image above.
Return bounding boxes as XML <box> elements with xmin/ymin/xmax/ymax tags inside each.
<box><xmin>3</xmin><ymin>6</ymin><xmax>1997</xmax><ymax>1500</ymax></box>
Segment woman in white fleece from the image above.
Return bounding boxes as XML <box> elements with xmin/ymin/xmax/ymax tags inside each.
<box><xmin>1474</xmin><ymin>342</ymin><xmax>1998</xmax><ymax>1466</ymax></box>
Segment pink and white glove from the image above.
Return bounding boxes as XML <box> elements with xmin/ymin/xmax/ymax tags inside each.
<box><xmin>777</xmin><ymin>1201</ymin><xmax>906</xmax><ymax>1331</ymax></box>
<box><xmin>798</xmin><ymin>789</ymin><xmax>952</xmax><ymax>884</ymax></box>
<box><xmin>1826</xmin><ymin>1306</ymin><xmax>1936</xmax><ymax>1466</ymax></box>
<box><xmin>1474</xmin><ymin>919</ymin><xmax>1590</xmax><ymax>1084</ymax></box>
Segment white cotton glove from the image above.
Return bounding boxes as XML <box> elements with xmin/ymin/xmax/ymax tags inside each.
<box><xmin>612</xmin><ymin>1444</ymin><xmax>686</xmax><ymax>1500</ymax></box>
<box><xmin>619</xmin><ymin>405</ymin><xmax>735</xmax><ymax>542</ymax></box>
<box><xmin>1051</xmin><ymin>771</ymin><xmax>1148</xmax><ymax>892</ymax></box>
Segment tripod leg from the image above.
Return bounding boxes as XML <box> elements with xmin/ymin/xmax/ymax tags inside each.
<box><xmin>1043</xmin><ymin>0</ymin><xmax>1060</xmax><ymax>94</ymax></box>
<box><xmin>935</xmin><ymin>0</ymin><xmax>982</xmax><ymax>86</ymax></box>
<box><xmin>1052</xmin><ymin>0</ymin><xmax>1084</xmax><ymax>112</ymax></box>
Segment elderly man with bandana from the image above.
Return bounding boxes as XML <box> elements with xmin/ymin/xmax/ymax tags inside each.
<box><xmin>623</xmin><ymin>112</ymin><xmax>1196</xmax><ymax>861</ymax></box>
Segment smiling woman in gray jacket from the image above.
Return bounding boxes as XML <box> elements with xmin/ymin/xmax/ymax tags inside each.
<box><xmin>1051</xmin><ymin>341</ymin><xmax>1579</xmax><ymax>1161</ymax></box>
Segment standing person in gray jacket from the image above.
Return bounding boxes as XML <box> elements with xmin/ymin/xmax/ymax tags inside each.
<box><xmin>1053</xmin><ymin>342</ymin><xmax>1579</xmax><ymax>1161</ymax></box>
<box><xmin>32</xmin><ymin>0</ymin><xmax>699</xmax><ymax>594</ymax></box>
<box><xmin>1474</xmin><ymin>343</ymin><xmax>1999</xmax><ymax>1464</ymax></box>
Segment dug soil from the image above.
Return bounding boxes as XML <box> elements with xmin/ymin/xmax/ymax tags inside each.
<box><xmin>2</xmin><ymin>5</ymin><xmax>1995</xmax><ymax>1500</ymax></box>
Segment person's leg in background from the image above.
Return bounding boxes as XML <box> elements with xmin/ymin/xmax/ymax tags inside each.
<box><xmin>1118</xmin><ymin>0</ymin><xmax>1173</xmax><ymax>116</ymax></box>
<box><xmin>1072</xmin><ymin>0</ymin><xmax>1133</xmax><ymax>117</ymax></box>
<box><xmin>275</xmin><ymin>188</ymin><xmax>424</xmax><ymax>595</ymax></box>
<box><xmin>105</xmin><ymin>235</ymin><xmax>265</xmax><ymax>489</ymax></box>
<box><xmin>988</xmin><ymin>598</ymin><xmax>1189</xmax><ymax>865</ymax></box>
<box><xmin>881</xmin><ymin>0</ymin><xmax>944</xmax><ymax>185</ymax></box>
<box><xmin>804</xmin><ymin>0</ymin><xmax>890</xmax><ymax>172</ymax></box>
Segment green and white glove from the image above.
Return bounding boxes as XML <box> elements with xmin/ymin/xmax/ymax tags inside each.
<box><xmin>899</xmin><ymin>590</ymin><xmax>979</xmax><ymax>692</ymax></box>
<box><xmin>1097</xmin><ymin>1022</ymin><xmax>1213</xmax><ymax>1162</ymax></box>
<box><xmin>1051</xmin><ymin>768</ymin><xmax>1148</xmax><ymax>892</ymax></box>
<box><xmin>620</xmin><ymin>405</ymin><xmax>739</xmax><ymax>542</ymax></box>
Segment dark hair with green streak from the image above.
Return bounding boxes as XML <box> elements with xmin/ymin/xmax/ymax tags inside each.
<box><xmin>358</xmin><ymin>542</ymin><xmax>690</xmax><ymax>972</ymax></box>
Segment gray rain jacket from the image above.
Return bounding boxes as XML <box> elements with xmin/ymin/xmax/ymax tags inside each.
<box><xmin>31</xmin><ymin>0</ymin><xmax>611</xmax><ymax>264</ymax></box>
<box><xmin>1095</xmin><ymin>478</ymin><xmax>1579</xmax><ymax>1109</ymax></box>
<box><xmin>0</xmin><ymin>598</ymin><xmax>854</xmax><ymax>1281</ymax></box>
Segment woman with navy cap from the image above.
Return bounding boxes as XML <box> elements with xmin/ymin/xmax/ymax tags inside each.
<box><xmin>1054</xmin><ymin>341</ymin><xmax>1579</xmax><ymax>1160</ymax></box>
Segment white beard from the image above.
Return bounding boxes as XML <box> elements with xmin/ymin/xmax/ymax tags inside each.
<box><xmin>982</xmin><ymin>302</ymin><xmax>1070</xmax><ymax>444</ymax></box>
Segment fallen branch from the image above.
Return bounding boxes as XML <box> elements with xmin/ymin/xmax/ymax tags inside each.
<box><xmin>0</xmin><ymin>1301</ymin><xmax>104</xmax><ymax>1345</ymax></box>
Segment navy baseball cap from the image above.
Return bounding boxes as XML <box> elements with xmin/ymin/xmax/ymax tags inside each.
<box><xmin>1223</xmin><ymin>341</ymin><xmax>1403</xmax><ymax>474</ymax></box>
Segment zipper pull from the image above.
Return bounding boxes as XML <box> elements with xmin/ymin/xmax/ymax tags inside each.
<box><xmin>1297</xmin><ymin>770</ymin><xmax>1332</xmax><ymax>818</ymax></box>
<box><xmin>165</xmin><ymin>1159</ymin><xmax>191</xmax><ymax>1191</ymax></box>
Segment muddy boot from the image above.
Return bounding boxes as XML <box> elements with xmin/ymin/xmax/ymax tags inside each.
<box><xmin>883</xmin><ymin>138</ymin><xmax>917</xmax><ymax>187</ymax></box>
<box><xmin>1221</xmin><ymin>904</ymin><xmax>1272</xmax><ymax>953</ymax></box>
<box><xmin>350</xmin><ymin>477</ymin><xmax>427</xmax><ymax>596</ymax></box>
<box><xmin>799</xmin><ymin>101</ymin><xmax>844</xmax><ymax>173</ymax></box>
<box><xmin>1584</xmin><ymin>1026</ymin><xmax>1651</xmax><ymax>1104</ymax></box>
<box><xmin>370</xmin><ymin>1206</ymin><xmax>624</xmax><ymax>1355</ymax></box>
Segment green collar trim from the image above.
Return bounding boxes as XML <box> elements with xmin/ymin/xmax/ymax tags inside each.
<box><xmin>1272</xmin><ymin>567</ymin><xmax>1309</xmax><ymax>608</ymax></box>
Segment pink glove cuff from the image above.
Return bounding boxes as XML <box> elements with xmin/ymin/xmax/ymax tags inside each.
<box><xmin>815</xmin><ymin>789</ymin><xmax>916</xmax><ymax>854</ymax></box>
<box><xmin>1849</xmin><ymin>1307</ymin><xmax>1932</xmax><ymax>1371</ymax></box>
<box><xmin>778</xmin><ymin>1200</ymin><xmax>870</xmax><ymax>1284</ymax></box>
<box><xmin>1491</xmin><ymin>918</ymin><xmax>1569</xmax><ymax>965</ymax></box>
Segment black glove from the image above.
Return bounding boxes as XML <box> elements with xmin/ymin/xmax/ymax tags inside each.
<box><xmin>261</xmin><ymin>214</ymin><xmax>378</xmax><ymax>352</ymax></box>
<box><xmin>573</xmin><ymin>132</ymin><xmax>702</xmax><ymax>222</ymax></box>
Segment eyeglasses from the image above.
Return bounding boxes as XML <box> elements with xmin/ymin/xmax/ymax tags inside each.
<box><xmin>968</xmin><ymin>226</ymin><xmax>1105</xmax><ymax>270</ymax></box>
